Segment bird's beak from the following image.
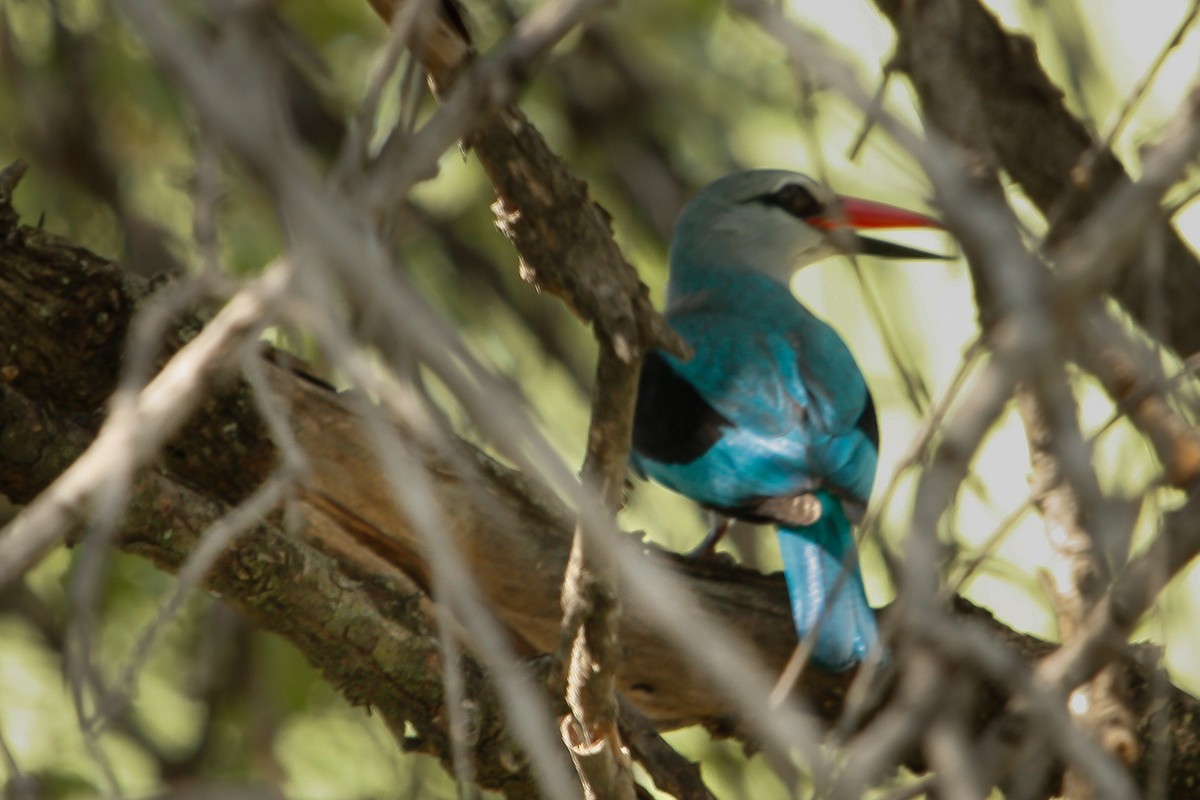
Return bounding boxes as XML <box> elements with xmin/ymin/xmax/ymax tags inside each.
<box><xmin>813</xmin><ymin>196</ymin><xmax>951</xmax><ymax>260</ymax></box>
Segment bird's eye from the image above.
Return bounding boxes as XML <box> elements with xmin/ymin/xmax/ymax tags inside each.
<box><xmin>757</xmin><ymin>183</ymin><xmax>823</xmax><ymax>218</ymax></box>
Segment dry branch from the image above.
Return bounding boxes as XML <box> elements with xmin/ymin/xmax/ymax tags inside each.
<box><xmin>359</xmin><ymin>4</ymin><xmax>687</xmax><ymax>795</ymax></box>
<box><xmin>7</xmin><ymin>0</ymin><xmax>1200</xmax><ymax>796</ymax></box>
<box><xmin>875</xmin><ymin>0</ymin><xmax>1200</xmax><ymax>358</ymax></box>
<box><xmin>3</xmin><ymin>170</ymin><xmax>1200</xmax><ymax>797</ymax></box>
<box><xmin>867</xmin><ymin>3</ymin><xmax>1200</xmax><ymax>795</ymax></box>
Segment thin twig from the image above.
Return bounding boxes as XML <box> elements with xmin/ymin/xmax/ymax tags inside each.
<box><xmin>1049</xmin><ymin>0</ymin><xmax>1200</xmax><ymax>223</ymax></box>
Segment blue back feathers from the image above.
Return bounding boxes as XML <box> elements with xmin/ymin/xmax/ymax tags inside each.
<box><xmin>631</xmin><ymin>170</ymin><xmax>885</xmax><ymax>671</ymax></box>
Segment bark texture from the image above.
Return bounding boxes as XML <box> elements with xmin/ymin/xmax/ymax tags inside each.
<box><xmin>2</xmin><ymin>174</ymin><xmax>1200</xmax><ymax>797</ymax></box>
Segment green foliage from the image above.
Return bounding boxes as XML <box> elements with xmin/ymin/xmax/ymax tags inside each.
<box><xmin>4</xmin><ymin>0</ymin><xmax>1200</xmax><ymax>796</ymax></box>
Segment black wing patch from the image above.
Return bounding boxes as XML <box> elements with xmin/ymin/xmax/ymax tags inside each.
<box><xmin>633</xmin><ymin>351</ymin><xmax>731</xmax><ymax>465</ymax></box>
<box><xmin>855</xmin><ymin>390</ymin><xmax>879</xmax><ymax>452</ymax></box>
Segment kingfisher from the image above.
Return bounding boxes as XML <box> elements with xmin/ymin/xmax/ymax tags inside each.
<box><xmin>631</xmin><ymin>170</ymin><xmax>944</xmax><ymax>671</ymax></box>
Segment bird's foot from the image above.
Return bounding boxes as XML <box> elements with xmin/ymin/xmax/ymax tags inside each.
<box><xmin>682</xmin><ymin>517</ymin><xmax>731</xmax><ymax>560</ymax></box>
<box><xmin>631</xmin><ymin>531</ymin><xmax>687</xmax><ymax>558</ymax></box>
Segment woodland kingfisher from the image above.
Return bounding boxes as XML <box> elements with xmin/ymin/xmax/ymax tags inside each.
<box><xmin>630</xmin><ymin>170</ymin><xmax>945</xmax><ymax>671</ymax></box>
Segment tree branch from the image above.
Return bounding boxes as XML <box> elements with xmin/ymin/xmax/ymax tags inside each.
<box><xmin>874</xmin><ymin>0</ymin><xmax>1200</xmax><ymax>357</ymax></box>
<box><xmin>3</xmin><ymin>169</ymin><xmax>1200</xmax><ymax>797</ymax></box>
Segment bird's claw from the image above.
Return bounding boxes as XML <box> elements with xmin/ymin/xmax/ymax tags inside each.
<box><xmin>681</xmin><ymin>516</ymin><xmax>732</xmax><ymax>561</ymax></box>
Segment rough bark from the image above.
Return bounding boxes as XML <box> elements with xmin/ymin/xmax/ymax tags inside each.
<box><xmin>3</xmin><ymin>169</ymin><xmax>1200</xmax><ymax>797</ymax></box>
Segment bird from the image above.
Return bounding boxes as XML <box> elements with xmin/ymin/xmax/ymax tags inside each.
<box><xmin>630</xmin><ymin>169</ymin><xmax>945</xmax><ymax>671</ymax></box>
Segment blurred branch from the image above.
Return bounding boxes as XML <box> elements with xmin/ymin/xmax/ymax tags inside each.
<box><xmin>874</xmin><ymin>0</ymin><xmax>1200</xmax><ymax>358</ymax></box>
<box><xmin>4</xmin><ymin>171</ymin><xmax>1200</xmax><ymax>797</ymax></box>
<box><xmin>406</xmin><ymin>202</ymin><xmax>592</xmax><ymax>391</ymax></box>
<box><xmin>362</xmin><ymin>0</ymin><xmax>687</xmax><ymax>364</ymax></box>
<box><xmin>617</xmin><ymin>700</ymin><xmax>716</xmax><ymax>800</ymax></box>
<box><xmin>7</xmin><ymin>0</ymin><xmax>1200</xmax><ymax>797</ymax></box>
<box><xmin>358</xmin><ymin>3</ymin><xmax>687</xmax><ymax>796</ymax></box>
<box><xmin>861</xmin><ymin>3</ymin><xmax>1200</xmax><ymax>795</ymax></box>
<box><xmin>1019</xmin><ymin>382</ymin><xmax>1139</xmax><ymax>800</ymax></box>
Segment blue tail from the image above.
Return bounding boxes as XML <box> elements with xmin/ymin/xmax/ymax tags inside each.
<box><xmin>776</xmin><ymin>492</ymin><xmax>879</xmax><ymax>671</ymax></box>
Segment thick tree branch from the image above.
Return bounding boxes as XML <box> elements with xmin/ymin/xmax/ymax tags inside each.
<box><xmin>0</xmin><ymin>380</ymin><xmax>545</xmax><ymax>796</ymax></box>
<box><xmin>3</xmin><ymin>172</ymin><xmax>1200</xmax><ymax>797</ymax></box>
<box><xmin>356</xmin><ymin>5</ymin><xmax>687</xmax><ymax>796</ymax></box>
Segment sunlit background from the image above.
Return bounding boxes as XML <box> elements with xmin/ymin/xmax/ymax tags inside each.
<box><xmin>2</xmin><ymin>0</ymin><xmax>1200</xmax><ymax>797</ymax></box>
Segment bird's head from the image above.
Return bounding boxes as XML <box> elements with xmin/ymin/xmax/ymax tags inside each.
<box><xmin>670</xmin><ymin>169</ymin><xmax>946</xmax><ymax>283</ymax></box>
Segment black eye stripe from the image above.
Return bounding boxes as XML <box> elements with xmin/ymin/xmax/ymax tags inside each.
<box><xmin>755</xmin><ymin>183</ymin><xmax>823</xmax><ymax>218</ymax></box>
